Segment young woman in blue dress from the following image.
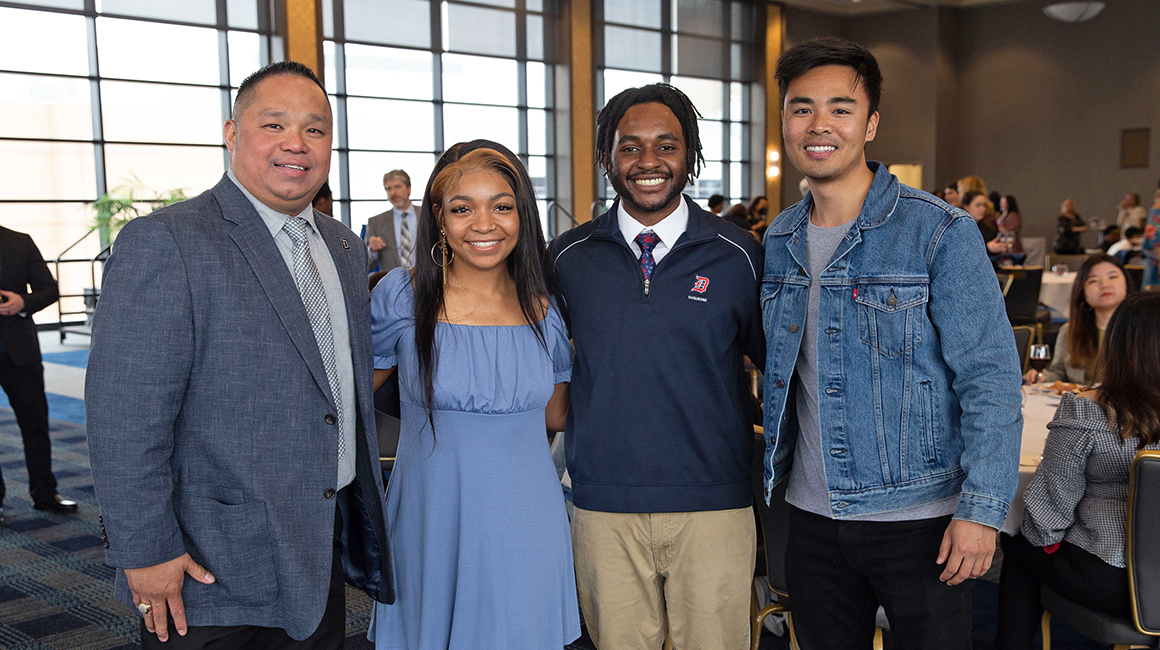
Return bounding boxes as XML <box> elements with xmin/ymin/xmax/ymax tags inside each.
<box><xmin>368</xmin><ymin>140</ymin><xmax>579</xmax><ymax>649</ymax></box>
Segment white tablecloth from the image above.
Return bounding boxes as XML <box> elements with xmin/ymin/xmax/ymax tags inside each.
<box><xmin>1001</xmin><ymin>388</ymin><xmax>1061</xmax><ymax>534</ymax></box>
<box><xmin>1039</xmin><ymin>271</ymin><xmax>1076</xmax><ymax>318</ymax></box>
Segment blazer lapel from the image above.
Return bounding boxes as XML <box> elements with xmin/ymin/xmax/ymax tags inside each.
<box><xmin>381</xmin><ymin>210</ymin><xmax>402</xmax><ymax>269</ymax></box>
<box><xmin>212</xmin><ymin>176</ymin><xmax>336</xmax><ymax>407</ymax></box>
<box><xmin>315</xmin><ymin>214</ymin><xmax>371</xmax><ymax>404</ymax></box>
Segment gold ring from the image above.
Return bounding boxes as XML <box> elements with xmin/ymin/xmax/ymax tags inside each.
<box><xmin>138</xmin><ymin>603</ymin><xmax>153</xmax><ymax>616</ymax></box>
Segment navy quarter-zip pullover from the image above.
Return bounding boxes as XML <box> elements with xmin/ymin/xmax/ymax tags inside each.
<box><xmin>550</xmin><ymin>196</ymin><xmax>766</xmax><ymax>513</ymax></box>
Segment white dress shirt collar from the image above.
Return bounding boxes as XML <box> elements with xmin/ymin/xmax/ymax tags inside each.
<box><xmin>227</xmin><ymin>170</ymin><xmax>317</xmax><ymax>237</ymax></box>
<box><xmin>617</xmin><ymin>195</ymin><xmax>690</xmax><ymax>264</ymax></box>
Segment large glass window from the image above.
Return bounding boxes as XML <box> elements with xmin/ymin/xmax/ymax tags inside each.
<box><xmin>0</xmin><ymin>2</ymin><xmax>273</xmax><ymax>323</ymax></box>
<box><xmin>324</xmin><ymin>0</ymin><xmax>558</xmax><ymax>236</ymax></box>
<box><xmin>597</xmin><ymin>0</ymin><xmax>757</xmax><ymax>214</ymax></box>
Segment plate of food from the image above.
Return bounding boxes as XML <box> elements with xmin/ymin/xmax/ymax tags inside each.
<box><xmin>1043</xmin><ymin>381</ymin><xmax>1081</xmax><ymax>396</ymax></box>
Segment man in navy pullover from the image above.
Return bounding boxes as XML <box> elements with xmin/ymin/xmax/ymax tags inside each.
<box><xmin>549</xmin><ymin>84</ymin><xmax>765</xmax><ymax>650</ymax></box>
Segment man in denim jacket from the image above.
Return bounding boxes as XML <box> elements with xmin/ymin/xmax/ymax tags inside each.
<box><xmin>760</xmin><ymin>38</ymin><xmax>1021</xmax><ymax>649</ymax></box>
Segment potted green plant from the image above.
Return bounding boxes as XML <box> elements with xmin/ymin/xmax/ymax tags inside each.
<box><xmin>90</xmin><ymin>176</ymin><xmax>188</xmax><ymax>243</ymax></box>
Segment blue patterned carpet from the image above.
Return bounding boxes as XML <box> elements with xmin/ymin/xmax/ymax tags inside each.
<box><xmin>0</xmin><ymin>408</ymin><xmax>375</xmax><ymax>649</ymax></box>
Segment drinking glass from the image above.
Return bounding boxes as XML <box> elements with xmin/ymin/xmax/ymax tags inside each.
<box><xmin>1029</xmin><ymin>344</ymin><xmax>1051</xmax><ymax>391</ymax></box>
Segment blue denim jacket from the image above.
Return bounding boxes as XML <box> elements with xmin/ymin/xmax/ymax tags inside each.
<box><xmin>761</xmin><ymin>162</ymin><xmax>1022</xmax><ymax>530</ymax></box>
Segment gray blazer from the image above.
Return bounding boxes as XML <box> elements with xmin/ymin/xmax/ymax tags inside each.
<box><xmin>364</xmin><ymin>206</ymin><xmax>414</xmax><ymax>272</ymax></box>
<box><xmin>85</xmin><ymin>175</ymin><xmax>393</xmax><ymax>639</ymax></box>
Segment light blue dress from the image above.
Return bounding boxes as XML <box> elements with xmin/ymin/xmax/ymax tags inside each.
<box><xmin>369</xmin><ymin>268</ymin><xmax>580</xmax><ymax>650</ymax></box>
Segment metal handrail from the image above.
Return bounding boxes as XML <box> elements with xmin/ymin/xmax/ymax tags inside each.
<box><xmin>544</xmin><ymin>201</ymin><xmax>580</xmax><ymax>237</ymax></box>
<box><xmin>53</xmin><ymin>228</ymin><xmax>110</xmax><ymax>339</ymax></box>
<box><xmin>590</xmin><ymin>199</ymin><xmax>611</xmax><ymax>221</ymax></box>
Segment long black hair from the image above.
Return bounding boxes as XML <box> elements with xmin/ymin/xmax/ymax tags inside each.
<box><xmin>412</xmin><ymin>140</ymin><xmax>560</xmax><ymax>437</ymax></box>
<box><xmin>1094</xmin><ymin>293</ymin><xmax>1160</xmax><ymax>447</ymax></box>
<box><xmin>595</xmin><ymin>83</ymin><xmax>704</xmax><ymax>183</ymax></box>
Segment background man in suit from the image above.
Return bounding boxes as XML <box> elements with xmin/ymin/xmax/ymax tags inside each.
<box><xmin>0</xmin><ymin>226</ymin><xmax>76</xmax><ymax>524</ymax></box>
<box><xmin>363</xmin><ymin>169</ymin><xmax>417</xmax><ymax>272</ymax></box>
<box><xmin>86</xmin><ymin>61</ymin><xmax>392</xmax><ymax>650</ymax></box>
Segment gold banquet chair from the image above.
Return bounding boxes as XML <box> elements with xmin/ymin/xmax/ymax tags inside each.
<box><xmin>1039</xmin><ymin>450</ymin><xmax>1160</xmax><ymax>649</ymax></box>
<box><xmin>748</xmin><ymin>431</ymin><xmax>888</xmax><ymax>650</ymax></box>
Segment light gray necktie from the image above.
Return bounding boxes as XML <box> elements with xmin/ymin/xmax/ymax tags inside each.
<box><xmin>282</xmin><ymin>217</ymin><xmax>345</xmax><ymax>464</ymax></box>
<box><xmin>399</xmin><ymin>213</ymin><xmax>413</xmax><ymax>268</ymax></box>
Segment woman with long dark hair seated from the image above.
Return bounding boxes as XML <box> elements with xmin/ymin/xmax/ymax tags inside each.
<box><xmin>368</xmin><ymin>140</ymin><xmax>579</xmax><ymax>649</ymax></box>
<box><xmin>1025</xmin><ymin>253</ymin><xmax>1134</xmax><ymax>385</ymax></box>
<box><xmin>995</xmin><ymin>292</ymin><xmax>1160</xmax><ymax>649</ymax></box>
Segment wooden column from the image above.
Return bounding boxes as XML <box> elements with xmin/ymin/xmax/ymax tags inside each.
<box><xmin>764</xmin><ymin>3</ymin><xmax>784</xmax><ymax>210</ymax></box>
<box><xmin>281</xmin><ymin>0</ymin><xmax>324</xmax><ymax>80</ymax></box>
<box><xmin>569</xmin><ymin>0</ymin><xmax>595</xmax><ymax>223</ymax></box>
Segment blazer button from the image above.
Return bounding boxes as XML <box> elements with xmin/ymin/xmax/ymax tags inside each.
<box><xmin>788</xmin><ymin>324</ymin><xmax>799</xmax><ymax>333</ymax></box>
<box><xmin>324</xmin><ymin>488</ymin><xmax>336</xmax><ymax>499</ymax></box>
<box><xmin>776</xmin><ymin>379</ymin><xmax>785</xmax><ymax>388</ymax></box>
<box><xmin>325</xmin><ymin>414</ymin><xmax>337</xmax><ymax>425</ymax></box>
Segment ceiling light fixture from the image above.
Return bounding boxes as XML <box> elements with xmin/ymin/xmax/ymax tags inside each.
<box><xmin>1042</xmin><ymin>2</ymin><xmax>1105</xmax><ymax>22</ymax></box>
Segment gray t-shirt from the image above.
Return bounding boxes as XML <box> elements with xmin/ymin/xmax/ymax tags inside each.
<box><xmin>786</xmin><ymin>219</ymin><xmax>956</xmax><ymax>521</ymax></box>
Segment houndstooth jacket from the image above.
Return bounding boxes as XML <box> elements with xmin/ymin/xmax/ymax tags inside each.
<box><xmin>1021</xmin><ymin>392</ymin><xmax>1160</xmax><ymax>568</ymax></box>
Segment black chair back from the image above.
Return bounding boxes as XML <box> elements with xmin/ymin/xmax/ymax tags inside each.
<box><xmin>1012</xmin><ymin>326</ymin><xmax>1034</xmax><ymax>373</ymax></box>
<box><xmin>752</xmin><ymin>433</ymin><xmax>792</xmax><ymax>597</ymax></box>
<box><xmin>375</xmin><ymin>409</ymin><xmax>401</xmax><ymax>472</ymax></box>
<box><xmin>1004</xmin><ymin>266</ymin><xmax>1045</xmax><ymax>322</ymax></box>
<box><xmin>1129</xmin><ymin>450</ymin><xmax>1160</xmax><ymax>635</ymax></box>
<box><xmin>1126</xmin><ymin>265</ymin><xmax>1146</xmax><ymax>291</ymax></box>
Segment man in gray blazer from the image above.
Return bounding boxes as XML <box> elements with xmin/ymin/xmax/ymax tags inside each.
<box><xmin>363</xmin><ymin>169</ymin><xmax>417</xmax><ymax>272</ymax></box>
<box><xmin>86</xmin><ymin>61</ymin><xmax>392</xmax><ymax>649</ymax></box>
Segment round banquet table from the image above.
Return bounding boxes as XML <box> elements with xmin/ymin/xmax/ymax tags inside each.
<box><xmin>1001</xmin><ymin>387</ymin><xmax>1062</xmax><ymax>534</ymax></box>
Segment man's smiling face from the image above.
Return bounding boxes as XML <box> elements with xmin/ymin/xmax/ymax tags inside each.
<box><xmin>782</xmin><ymin>64</ymin><xmax>878</xmax><ymax>186</ymax></box>
<box><xmin>607</xmin><ymin>102</ymin><xmax>689</xmax><ymax>224</ymax></box>
<box><xmin>224</xmin><ymin>74</ymin><xmax>332</xmax><ymax>215</ymax></box>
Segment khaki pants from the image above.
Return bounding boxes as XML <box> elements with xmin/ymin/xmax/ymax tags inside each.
<box><xmin>572</xmin><ymin>506</ymin><xmax>756</xmax><ymax>650</ymax></box>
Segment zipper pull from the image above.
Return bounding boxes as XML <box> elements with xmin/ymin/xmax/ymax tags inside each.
<box><xmin>643</xmin><ymin>278</ymin><xmax>651</xmax><ymax>296</ymax></box>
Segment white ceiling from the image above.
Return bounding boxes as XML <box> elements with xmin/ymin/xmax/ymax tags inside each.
<box><xmin>777</xmin><ymin>0</ymin><xmax>1032</xmax><ymax>17</ymax></box>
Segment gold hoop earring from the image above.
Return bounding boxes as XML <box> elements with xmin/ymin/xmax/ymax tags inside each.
<box><xmin>431</xmin><ymin>230</ymin><xmax>453</xmax><ymax>285</ymax></box>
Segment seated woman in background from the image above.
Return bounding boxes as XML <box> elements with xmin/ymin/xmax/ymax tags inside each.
<box><xmin>995</xmin><ymin>194</ymin><xmax>1023</xmax><ymax>253</ymax></box>
<box><xmin>1025</xmin><ymin>254</ymin><xmax>1134</xmax><ymax>385</ymax></box>
<box><xmin>961</xmin><ymin>190</ymin><xmax>1005</xmax><ymax>253</ymax></box>
<box><xmin>748</xmin><ymin>195</ymin><xmax>769</xmax><ymax>239</ymax></box>
<box><xmin>1053</xmin><ymin>198</ymin><xmax>1087</xmax><ymax>254</ymax></box>
<box><xmin>995</xmin><ymin>292</ymin><xmax>1160</xmax><ymax>650</ymax></box>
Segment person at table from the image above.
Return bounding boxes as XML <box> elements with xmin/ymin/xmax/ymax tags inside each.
<box><xmin>995</xmin><ymin>194</ymin><xmax>1023</xmax><ymax>253</ymax></box>
<box><xmin>1108</xmin><ymin>226</ymin><xmax>1144</xmax><ymax>259</ymax></box>
<box><xmin>368</xmin><ymin>141</ymin><xmax>580</xmax><ymax>649</ymax></box>
<box><xmin>961</xmin><ymin>190</ymin><xmax>1005</xmax><ymax>254</ymax></box>
<box><xmin>995</xmin><ymin>292</ymin><xmax>1160</xmax><ymax>650</ymax></box>
<box><xmin>1143</xmin><ymin>189</ymin><xmax>1160</xmax><ymax>289</ymax></box>
<box><xmin>1116</xmin><ymin>192</ymin><xmax>1146</xmax><ymax>232</ymax></box>
<box><xmin>1098</xmin><ymin>225</ymin><xmax>1121</xmax><ymax>253</ymax></box>
<box><xmin>1024</xmin><ymin>254</ymin><xmax>1135</xmax><ymax>385</ymax></box>
<box><xmin>1052</xmin><ymin>198</ymin><xmax>1087</xmax><ymax>254</ymax></box>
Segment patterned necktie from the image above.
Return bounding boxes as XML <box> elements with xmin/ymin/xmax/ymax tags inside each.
<box><xmin>635</xmin><ymin>230</ymin><xmax>661</xmax><ymax>282</ymax></box>
<box><xmin>399</xmin><ymin>213</ymin><xmax>413</xmax><ymax>268</ymax></box>
<box><xmin>282</xmin><ymin>217</ymin><xmax>345</xmax><ymax>464</ymax></box>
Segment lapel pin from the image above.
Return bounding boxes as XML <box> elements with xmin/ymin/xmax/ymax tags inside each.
<box><xmin>341</xmin><ymin>238</ymin><xmax>350</xmax><ymax>250</ymax></box>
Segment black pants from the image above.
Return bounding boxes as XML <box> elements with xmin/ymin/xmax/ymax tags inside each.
<box><xmin>994</xmin><ymin>532</ymin><xmax>1129</xmax><ymax>650</ymax></box>
<box><xmin>785</xmin><ymin>507</ymin><xmax>973</xmax><ymax>650</ymax></box>
<box><xmin>140</xmin><ymin>510</ymin><xmax>347</xmax><ymax>650</ymax></box>
<box><xmin>0</xmin><ymin>353</ymin><xmax>57</xmax><ymax>506</ymax></box>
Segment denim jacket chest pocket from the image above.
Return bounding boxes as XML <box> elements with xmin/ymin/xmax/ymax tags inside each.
<box><xmin>855</xmin><ymin>283</ymin><xmax>929</xmax><ymax>357</ymax></box>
